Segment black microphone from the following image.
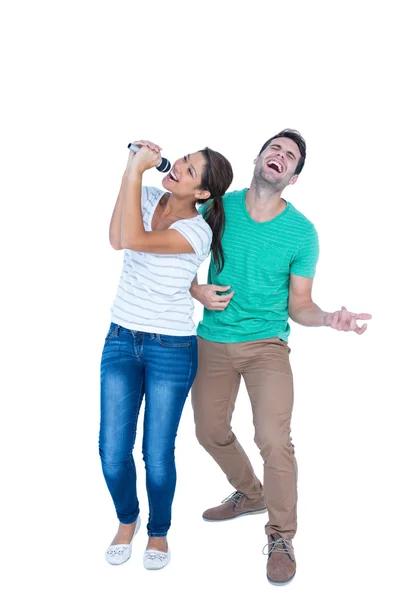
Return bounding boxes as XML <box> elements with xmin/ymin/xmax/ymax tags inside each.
<box><xmin>127</xmin><ymin>143</ymin><xmax>171</xmax><ymax>173</ymax></box>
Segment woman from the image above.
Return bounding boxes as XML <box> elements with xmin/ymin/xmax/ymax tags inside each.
<box><xmin>100</xmin><ymin>140</ymin><xmax>233</xmax><ymax>570</ymax></box>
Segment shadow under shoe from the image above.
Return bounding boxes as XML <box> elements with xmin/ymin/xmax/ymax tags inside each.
<box><xmin>263</xmin><ymin>535</ymin><xmax>296</xmax><ymax>585</ymax></box>
<box><xmin>203</xmin><ymin>491</ymin><xmax>267</xmax><ymax>521</ymax></box>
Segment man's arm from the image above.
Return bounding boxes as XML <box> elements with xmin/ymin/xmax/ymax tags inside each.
<box><xmin>288</xmin><ymin>275</ymin><xmax>328</xmax><ymax>326</ymax></box>
<box><xmin>288</xmin><ymin>274</ymin><xmax>372</xmax><ymax>334</ymax></box>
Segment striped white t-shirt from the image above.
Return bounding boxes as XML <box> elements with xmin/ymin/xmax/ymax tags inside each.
<box><xmin>110</xmin><ymin>186</ymin><xmax>212</xmax><ymax>335</ymax></box>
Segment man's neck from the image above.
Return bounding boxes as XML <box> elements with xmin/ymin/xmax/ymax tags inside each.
<box><xmin>245</xmin><ymin>179</ymin><xmax>287</xmax><ymax>223</ymax></box>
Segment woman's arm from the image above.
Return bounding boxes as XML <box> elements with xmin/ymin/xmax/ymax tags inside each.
<box><xmin>109</xmin><ymin>177</ymin><xmax>127</xmax><ymax>250</ymax></box>
<box><xmin>109</xmin><ymin>145</ymin><xmax>142</xmax><ymax>250</ymax></box>
<box><xmin>121</xmin><ymin>144</ymin><xmax>196</xmax><ymax>255</ymax></box>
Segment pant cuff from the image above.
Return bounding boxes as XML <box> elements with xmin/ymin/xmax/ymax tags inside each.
<box><xmin>117</xmin><ymin>510</ymin><xmax>140</xmax><ymax>525</ymax></box>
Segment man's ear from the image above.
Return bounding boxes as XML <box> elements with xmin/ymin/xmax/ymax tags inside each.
<box><xmin>195</xmin><ymin>189</ymin><xmax>211</xmax><ymax>201</ymax></box>
<box><xmin>289</xmin><ymin>174</ymin><xmax>299</xmax><ymax>186</ymax></box>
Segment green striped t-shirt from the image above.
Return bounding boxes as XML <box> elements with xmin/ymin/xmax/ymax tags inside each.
<box><xmin>197</xmin><ymin>188</ymin><xmax>319</xmax><ymax>343</ymax></box>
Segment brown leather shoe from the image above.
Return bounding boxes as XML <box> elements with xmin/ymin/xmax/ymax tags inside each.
<box><xmin>264</xmin><ymin>536</ymin><xmax>296</xmax><ymax>585</ymax></box>
<box><xmin>202</xmin><ymin>491</ymin><xmax>267</xmax><ymax>521</ymax></box>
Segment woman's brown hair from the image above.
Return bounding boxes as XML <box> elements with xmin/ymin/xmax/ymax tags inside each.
<box><xmin>197</xmin><ymin>147</ymin><xmax>233</xmax><ymax>273</ymax></box>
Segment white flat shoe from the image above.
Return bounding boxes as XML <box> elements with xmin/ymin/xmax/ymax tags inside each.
<box><xmin>143</xmin><ymin>548</ymin><xmax>171</xmax><ymax>570</ymax></box>
<box><xmin>105</xmin><ymin>515</ymin><xmax>141</xmax><ymax>565</ymax></box>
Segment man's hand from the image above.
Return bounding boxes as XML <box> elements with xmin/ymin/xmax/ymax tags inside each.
<box><xmin>191</xmin><ymin>284</ymin><xmax>234</xmax><ymax>311</ymax></box>
<box><xmin>325</xmin><ymin>306</ymin><xmax>372</xmax><ymax>335</ymax></box>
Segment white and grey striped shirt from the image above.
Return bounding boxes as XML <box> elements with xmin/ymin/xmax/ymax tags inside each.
<box><xmin>110</xmin><ymin>186</ymin><xmax>212</xmax><ymax>335</ymax></box>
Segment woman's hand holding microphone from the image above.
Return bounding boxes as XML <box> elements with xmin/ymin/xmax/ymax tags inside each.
<box><xmin>125</xmin><ymin>140</ymin><xmax>162</xmax><ymax>178</ymax></box>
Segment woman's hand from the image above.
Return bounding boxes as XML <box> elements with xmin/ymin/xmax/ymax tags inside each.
<box><xmin>125</xmin><ymin>140</ymin><xmax>162</xmax><ymax>177</ymax></box>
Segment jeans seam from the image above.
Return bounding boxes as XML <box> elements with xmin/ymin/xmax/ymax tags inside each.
<box><xmin>127</xmin><ymin>372</ymin><xmax>144</xmax><ymax>521</ymax></box>
<box><xmin>136</xmin><ymin>334</ymin><xmax>144</xmax><ymax>359</ymax></box>
<box><xmin>129</xmin><ymin>377</ymin><xmax>144</xmax><ymax>450</ymax></box>
<box><xmin>147</xmin><ymin>476</ymin><xmax>154</xmax><ymax>534</ymax></box>
<box><xmin>183</xmin><ymin>339</ymin><xmax>194</xmax><ymax>398</ymax></box>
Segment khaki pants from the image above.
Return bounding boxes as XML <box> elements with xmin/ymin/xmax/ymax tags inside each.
<box><xmin>192</xmin><ymin>336</ymin><xmax>297</xmax><ymax>539</ymax></box>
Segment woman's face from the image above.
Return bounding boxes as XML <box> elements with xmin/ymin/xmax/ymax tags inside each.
<box><xmin>162</xmin><ymin>151</ymin><xmax>210</xmax><ymax>201</ymax></box>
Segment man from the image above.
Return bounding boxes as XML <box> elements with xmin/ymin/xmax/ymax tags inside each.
<box><xmin>190</xmin><ymin>129</ymin><xmax>371</xmax><ymax>585</ymax></box>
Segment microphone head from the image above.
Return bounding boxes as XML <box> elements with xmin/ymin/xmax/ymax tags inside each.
<box><xmin>156</xmin><ymin>157</ymin><xmax>171</xmax><ymax>173</ymax></box>
<box><xmin>128</xmin><ymin>143</ymin><xmax>170</xmax><ymax>173</ymax></box>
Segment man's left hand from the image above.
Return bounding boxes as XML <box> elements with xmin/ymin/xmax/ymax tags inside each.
<box><xmin>325</xmin><ymin>306</ymin><xmax>372</xmax><ymax>334</ymax></box>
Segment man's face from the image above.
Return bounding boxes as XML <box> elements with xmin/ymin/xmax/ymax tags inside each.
<box><xmin>254</xmin><ymin>137</ymin><xmax>301</xmax><ymax>190</ymax></box>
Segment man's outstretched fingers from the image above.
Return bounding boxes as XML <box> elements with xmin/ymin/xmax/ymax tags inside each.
<box><xmin>354</xmin><ymin>313</ymin><xmax>372</xmax><ymax>320</ymax></box>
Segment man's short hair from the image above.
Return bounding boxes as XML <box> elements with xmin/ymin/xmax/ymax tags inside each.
<box><xmin>259</xmin><ymin>129</ymin><xmax>306</xmax><ymax>175</ymax></box>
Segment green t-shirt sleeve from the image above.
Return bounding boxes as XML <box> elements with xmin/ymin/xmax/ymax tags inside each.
<box><xmin>290</xmin><ymin>226</ymin><xmax>319</xmax><ymax>278</ymax></box>
<box><xmin>197</xmin><ymin>199</ymin><xmax>213</xmax><ymax>217</ymax></box>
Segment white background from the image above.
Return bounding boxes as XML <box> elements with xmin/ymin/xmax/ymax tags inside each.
<box><xmin>1</xmin><ymin>1</ymin><xmax>398</xmax><ymax>598</ymax></box>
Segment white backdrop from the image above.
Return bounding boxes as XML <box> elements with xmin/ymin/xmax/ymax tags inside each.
<box><xmin>1</xmin><ymin>1</ymin><xmax>398</xmax><ymax>598</ymax></box>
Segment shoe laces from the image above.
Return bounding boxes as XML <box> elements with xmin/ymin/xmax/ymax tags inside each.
<box><xmin>262</xmin><ymin>538</ymin><xmax>293</xmax><ymax>557</ymax></box>
<box><xmin>222</xmin><ymin>491</ymin><xmax>244</xmax><ymax>507</ymax></box>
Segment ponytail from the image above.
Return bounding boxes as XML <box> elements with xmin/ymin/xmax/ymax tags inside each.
<box><xmin>204</xmin><ymin>196</ymin><xmax>225</xmax><ymax>273</ymax></box>
<box><xmin>197</xmin><ymin>147</ymin><xmax>233</xmax><ymax>274</ymax></box>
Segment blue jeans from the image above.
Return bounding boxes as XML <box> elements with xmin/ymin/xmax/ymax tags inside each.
<box><xmin>99</xmin><ymin>323</ymin><xmax>198</xmax><ymax>537</ymax></box>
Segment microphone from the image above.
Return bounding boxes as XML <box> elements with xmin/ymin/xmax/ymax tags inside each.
<box><xmin>127</xmin><ymin>143</ymin><xmax>171</xmax><ymax>173</ymax></box>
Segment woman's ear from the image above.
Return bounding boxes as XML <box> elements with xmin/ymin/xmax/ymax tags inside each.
<box><xmin>195</xmin><ymin>189</ymin><xmax>211</xmax><ymax>201</ymax></box>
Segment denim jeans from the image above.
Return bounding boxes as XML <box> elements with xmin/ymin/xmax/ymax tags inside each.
<box><xmin>99</xmin><ymin>323</ymin><xmax>198</xmax><ymax>537</ymax></box>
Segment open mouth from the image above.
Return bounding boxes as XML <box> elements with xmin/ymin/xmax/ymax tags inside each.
<box><xmin>266</xmin><ymin>159</ymin><xmax>284</xmax><ymax>174</ymax></box>
<box><xmin>168</xmin><ymin>168</ymin><xmax>179</xmax><ymax>182</ymax></box>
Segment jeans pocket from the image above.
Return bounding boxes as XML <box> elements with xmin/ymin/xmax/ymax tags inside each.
<box><xmin>105</xmin><ymin>323</ymin><xmax>120</xmax><ymax>342</ymax></box>
<box><xmin>157</xmin><ymin>334</ymin><xmax>191</xmax><ymax>348</ymax></box>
